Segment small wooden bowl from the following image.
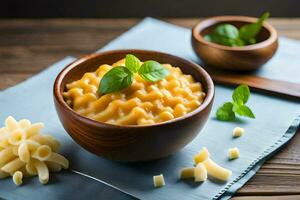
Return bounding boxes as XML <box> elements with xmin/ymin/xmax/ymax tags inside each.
<box><xmin>192</xmin><ymin>16</ymin><xmax>278</xmax><ymax>71</ymax></box>
<box><xmin>53</xmin><ymin>49</ymin><xmax>214</xmax><ymax>162</ymax></box>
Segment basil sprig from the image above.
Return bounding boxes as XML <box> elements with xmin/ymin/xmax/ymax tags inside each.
<box><xmin>204</xmin><ymin>12</ymin><xmax>270</xmax><ymax>47</ymax></box>
<box><xmin>138</xmin><ymin>61</ymin><xmax>169</xmax><ymax>82</ymax></box>
<box><xmin>216</xmin><ymin>84</ymin><xmax>255</xmax><ymax>121</ymax></box>
<box><xmin>98</xmin><ymin>54</ymin><xmax>169</xmax><ymax>94</ymax></box>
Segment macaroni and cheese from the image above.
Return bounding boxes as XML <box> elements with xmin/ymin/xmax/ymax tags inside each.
<box><xmin>63</xmin><ymin>59</ymin><xmax>206</xmax><ymax>125</ymax></box>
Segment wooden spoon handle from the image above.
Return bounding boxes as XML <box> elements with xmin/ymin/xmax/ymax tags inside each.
<box><xmin>211</xmin><ymin>72</ymin><xmax>300</xmax><ymax>101</ymax></box>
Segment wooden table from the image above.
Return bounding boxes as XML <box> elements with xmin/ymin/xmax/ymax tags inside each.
<box><xmin>0</xmin><ymin>18</ymin><xmax>299</xmax><ymax>199</ymax></box>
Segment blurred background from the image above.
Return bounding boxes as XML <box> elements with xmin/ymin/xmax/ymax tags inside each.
<box><xmin>1</xmin><ymin>0</ymin><xmax>299</xmax><ymax>90</ymax></box>
<box><xmin>1</xmin><ymin>0</ymin><xmax>299</xmax><ymax>18</ymax></box>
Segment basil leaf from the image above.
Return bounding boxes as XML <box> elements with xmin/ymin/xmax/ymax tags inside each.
<box><xmin>233</xmin><ymin>103</ymin><xmax>255</xmax><ymax>118</ymax></box>
<box><xmin>216</xmin><ymin>102</ymin><xmax>236</xmax><ymax>121</ymax></box>
<box><xmin>239</xmin><ymin>12</ymin><xmax>270</xmax><ymax>44</ymax></box>
<box><xmin>138</xmin><ymin>61</ymin><xmax>169</xmax><ymax>82</ymax></box>
<box><xmin>125</xmin><ymin>54</ymin><xmax>141</xmax><ymax>73</ymax></box>
<box><xmin>232</xmin><ymin>84</ymin><xmax>250</xmax><ymax>104</ymax></box>
<box><xmin>204</xmin><ymin>24</ymin><xmax>243</xmax><ymax>47</ymax></box>
<box><xmin>98</xmin><ymin>67</ymin><xmax>133</xmax><ymax>94</ymax></box>
<box><xmin>214</xmin><ymin>24</ymin><xmax>239</xmax><ymax>39</ymax></box>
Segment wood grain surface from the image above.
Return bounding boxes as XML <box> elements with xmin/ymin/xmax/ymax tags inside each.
<box><xmin>0</xmin><ymin>18</ymin><xmax>299</xmax><ymax>199</ymax></box>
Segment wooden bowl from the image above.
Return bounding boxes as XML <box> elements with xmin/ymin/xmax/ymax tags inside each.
<box><xmin>192</xmin><ymin>16</ymin><xmax>278</xmax><ymax>71</ymax></box>
<box><xmin>53</xmin><ymin>49</ymin><xmax>214</xmax><ymax>162</ymax></box>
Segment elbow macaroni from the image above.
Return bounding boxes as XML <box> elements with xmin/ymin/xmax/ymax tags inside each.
<box><xmin>12</xmin><ymin>171</ymin><xmax>23</xmax><ymax>186</ymax></box>
<box><xmin>63</xmin><ymin>59</ymin><xmax>206</xmax><ymax>125</ymax></box>
<box><xmin>0</xmin><ymin>116</ymin><xmax>69</xmax><ymax>185</ymax></box>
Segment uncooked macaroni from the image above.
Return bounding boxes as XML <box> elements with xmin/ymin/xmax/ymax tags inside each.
<box><xmin>63</xmin><ymin>59</ymin><xmax>205</xmax><ymax>125</ymax></box>
<box><xmin>12</xmin><ymin>171</ymin><xmax>23</xmax><ymax>186</ymax></box>
<box><xmin>0</xmin><ymin>116</ymin><xmax>69</xmax><ymax>185</ymax></box>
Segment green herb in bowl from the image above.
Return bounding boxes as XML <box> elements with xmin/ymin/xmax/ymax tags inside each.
<box><xmin>204</xmin><ymin>12</ymin><xmax>270</xmax><ymax>47</ymax></box>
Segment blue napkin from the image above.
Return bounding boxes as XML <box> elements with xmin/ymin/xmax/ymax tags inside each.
<box><xmin>0</xmin><ymin>18</ymin><xmax>299</xmax><ymax>200</ymax></box>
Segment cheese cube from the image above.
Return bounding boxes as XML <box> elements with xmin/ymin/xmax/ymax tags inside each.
<box><xmin>194</xmin><ymin>163</ymin><xmax>207</xmax><ymax>182</ymax></box>
<box><xmin>233</xmin><ymin>127</ymin><xmax>244</xmax><ymax>137</ymax></box>
<box><xmin>179</xmin><ymin>167</ymin><xmax>195</xmax><ymax>179</ymax></box>
<box><xmin>193</xmin><ymin>147</ymin><xmax>209</xmax><ymax>164</ymax></box>
<box><xmin>153</xmin><ymin>174</ymin><xmax>165</xmax><ymax>187</ymax></box>
<box><xmin>228</xmin><ymin>147</ymin><xmax>240</xmax><ymax>159</ymax></box>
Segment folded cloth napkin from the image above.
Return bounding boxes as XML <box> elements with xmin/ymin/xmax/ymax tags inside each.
<box><xmin>0</xmin><ymin>18</ymin><xmax>299</xmax><ymax>200</ymax></box>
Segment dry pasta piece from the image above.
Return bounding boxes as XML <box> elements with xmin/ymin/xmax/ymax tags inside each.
<box><xmin>24</xmin><ymin>123</ymin><xmax>44</xmax><ymax>138</ymax></box>
<box><xmin>32</xmin><ymin>159</ymin><xmax>49</xmax><ymax>184</ymax></box>
<box><xmin>5</xmin><ymin>116</ymin><xmax>19</xmax><ymax>132</ymax></box>
<box><xmin>32</xmin><ymin>145</ymin><xmax>52</xmax><ymax>161</ymax></box>
<box><xmin>1</xmin><ymin>158</ymin><xmax>25</xmax><ymax>174</ymax></box>
<box><xmin>179</xmin><ymin>167</ymin><xmax>195</xmax><ymax>179</ymax></box>
<box><xmin>18</xmin><ymin>142</ymin><xmax>30</xmax><ymax>163</ymax></box>
<box><xmin>0</xmin><ymin>169</ymin><xmax>9</xmax><ymax>179</ymax></box>
<box><xmin>0</xmin><ymin>147</ymin><xmax>16</xmax><ymax>165</ymax></box>
<box><xmin>0</xmin><ymin>116</ymin><xmax>69</xmax><ymax>185</ymax></box>
<box><xmin>25</xmin><ymin>140</ymin><xmax>40</xmax><ymax>153</ymax></box>
<box><xmin>45</xmin><ymin>161</ymin><xmax>62</xmax><ymax>172</ymax></box>
<box><xmin>30</xmin><ymin>134</ymin><xmax>59</xmax><ymax>152</ymax></box>
<box><xmin>13</xmin><ymin>171</ymin><xmax>23</xmax><ymax>186</ymax></box>
<box><xmin>203</xmin><ymin>158</ymin><xmax>232</xmax><ymax>181</ymax></box>
<box><xmin>46</xmin><ymin>153</ymin><xmax>69</xmax><ymax>169</ymax></box>
<box><xmin>19</xmin><ymin>119</ymin><xmax>31</xmax><ymax>129</ymax></box>
<box><xmin>8</xmin><ymin>129</ymin><xmax>26</xmax><ymax>145</ymax></box>
<box><xmin>0</xmin><ymin>135</ymin><xmax>11</xmax><ymax>148</ymax></box>
<box><xmin>25</xmin><ymin>161</ymin><xmax>37</xmax><ymax>175</ymax></box>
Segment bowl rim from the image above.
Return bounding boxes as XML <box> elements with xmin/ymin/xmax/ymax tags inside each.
<box><xmin>192</xmin><ymin>15</ymin><xmax>278</xmax><ymax>51</ymax></box>
<box><xmin>53</xmin><ymin>49</ymin><xmax>214</xmax><ymax>129</ymax></box>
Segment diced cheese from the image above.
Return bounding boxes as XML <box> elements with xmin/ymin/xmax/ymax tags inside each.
<box><xmin>153</xmin><ymin>174</ymin><xmax>165</xmax><ymax>187</ymax></box>
<box><xmin>194</xmin><ymin>163</ymin><xmax>207</xmax><ymax>182</ymax></box>
<box><xmin>233</xmin><ymin>127</ymin><xmax>244</xmax><ymax>137</ymax></box>
<box><xmin>203</xmin><ymin>158</ymin><xmax>232</xmax><ymax>181</ymax></box>
<box><xmin>179</xmin><ymin>167</ymin><xmax>195</xmax><ymax>179</ymax></box>
<box><xmin>228</xmin><ymin>147</ymin><xmax>240</xmax><ymax>159</ymax></box>
<box><xmin>193</xmin><ymin>147</ymin><xmax>209</xmax><ymax>164</ymax></box>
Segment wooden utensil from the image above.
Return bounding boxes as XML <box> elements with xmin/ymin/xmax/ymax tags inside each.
<box><xmin>209</xmin><ymin>69</ymin><xmax>300</xmax><ymax>101</ymax></box>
